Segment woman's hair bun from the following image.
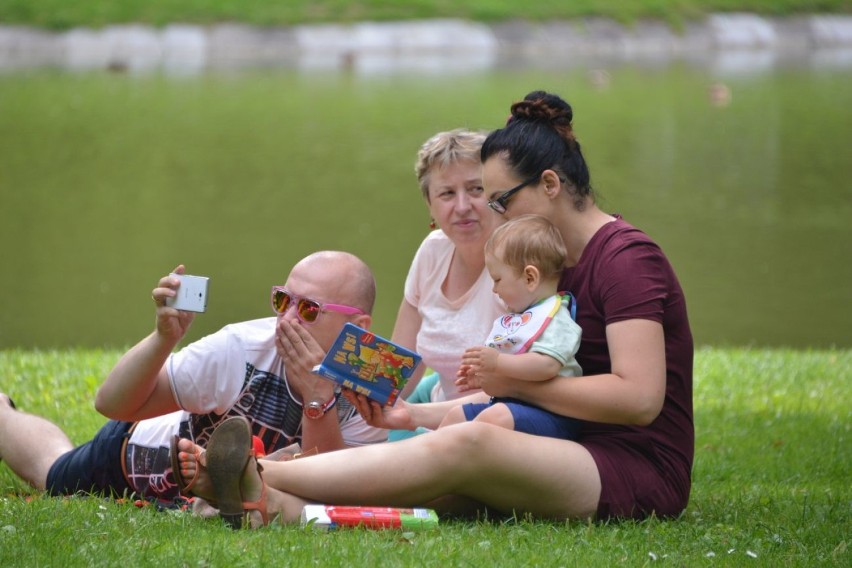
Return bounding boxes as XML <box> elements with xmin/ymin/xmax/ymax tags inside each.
<box><xmin>508</xmin><ymin>90</ymin><xmax>575</xmax><ymax>139</ymax></box>
<box><xmin>510</xmin><ymin>90</ymin><xmax>572</xmax><ymax>122</ymax></box>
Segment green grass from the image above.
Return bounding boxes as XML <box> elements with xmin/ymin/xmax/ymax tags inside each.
<box><xmin>0</xmin><ymin>0</ymin><xmax>849</xmax><ymax>30</ymax></box>
<box><xmin>0</xmin><ymin>348</ymin><xmax>849</xmax><ymax>566</ymax></box>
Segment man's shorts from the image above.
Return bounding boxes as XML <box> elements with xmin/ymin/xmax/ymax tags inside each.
<box><xmin>46</xmin><ymin>420</ymin><xmax>134</xmax><ymax>497</ymax></box>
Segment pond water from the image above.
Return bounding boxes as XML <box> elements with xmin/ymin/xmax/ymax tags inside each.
<box><xmin>0</xmin><ymin>63</ymin><xmax>849</xmax><ymax>349</ymax></box>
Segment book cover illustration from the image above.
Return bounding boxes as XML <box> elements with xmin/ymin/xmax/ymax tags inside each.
<box><xmin>312</xmin><ymin>323</ymin><xmax>422</xmax><ymax>406</ymax></box>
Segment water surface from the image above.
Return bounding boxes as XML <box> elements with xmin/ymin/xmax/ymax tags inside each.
<box><xmin>0</xmin><ymin>65</ymin><xmax>849</xmax><ymax>349</ymax></box>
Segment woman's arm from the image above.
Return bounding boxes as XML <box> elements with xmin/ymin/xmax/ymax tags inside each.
<box><xmin>481</xmin><ymin>319</ymin><xmax>666</xmax><ymax>426</ymax></box>
<box><xmin>391</xmin><ymin>299</ymin><xmax>427</xmax><ymax>399</ymax></box>
<box><xmin>343</xmin><ymin>390</ymin><xmax>490</xmax><ymax>431</ymax></box>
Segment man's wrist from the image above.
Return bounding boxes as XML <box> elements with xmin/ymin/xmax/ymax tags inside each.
<box><xmin>303</xmin><ymin>394</ymin><xmax>337</xmax><ymax>420</ymax></box>
<box><xmin>304</xmin><ymin>379</ymin><xmax>335</xmax><ymax>401</ymax></box>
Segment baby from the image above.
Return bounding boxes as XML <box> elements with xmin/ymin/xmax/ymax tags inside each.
<box><xmin>440</xmin><ymin>214</ymin><xmax>582</xmax><ymax>440</ymax></box>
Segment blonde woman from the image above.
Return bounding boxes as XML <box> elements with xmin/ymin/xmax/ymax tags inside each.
<box><xmin>389</xmin><ymin>130</ymin><xmax>505</xmax><ymax>440</ymax></box>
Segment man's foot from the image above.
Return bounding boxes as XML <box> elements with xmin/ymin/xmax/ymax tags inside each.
<box><xmin>0</xmin><ymin>393</ymin><xmax>16</xmax><ymax>410</ymax></box>
<box><xmin>0</xmin><ymin>393</ymin><xmax>16</xmax><ymax>464</ymax></box>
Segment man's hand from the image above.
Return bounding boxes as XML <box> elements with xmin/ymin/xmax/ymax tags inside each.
<box><xmin>151</xmin><ymin>265</ymin><xmax>195</xmax><ymax>342</ymax></box>
<box><xmin>96</xmin><ymin>265</ymin><xmax>192</xmax><ymax>421</ymax></box>
<box><xmin>275</xmin><ymin>318</ymin><xmax>334</xmax><ymax>401</ymax></box>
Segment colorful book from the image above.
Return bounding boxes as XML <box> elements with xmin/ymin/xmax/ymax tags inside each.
<box><xmin>312</xmin><ymin>323</ymin><xmax>422</xmax><ymax>406</ymax></box>
<box><xmin>301</xmin><ymin>505</ymin><xmax>439</xmax><ymax>530</ymax></box>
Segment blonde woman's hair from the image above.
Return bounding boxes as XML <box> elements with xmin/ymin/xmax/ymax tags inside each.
<box><xmin>485</xmin><ymin>214</ymin><xmax>567</xmax><ymax>279</ymax></box>
<box><xmin>414</xmin><ymin>129</ymin><xmax>487</xmax><ymax>200</ymax></box>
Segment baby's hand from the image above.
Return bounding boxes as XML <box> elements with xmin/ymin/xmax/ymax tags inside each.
<box><xmin>461</xmin><ymin>346</ymin><xmax>500</xmax><ymax>373</ymax></box>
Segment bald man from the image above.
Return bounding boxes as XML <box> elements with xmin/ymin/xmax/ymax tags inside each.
<box><xmin>0</xmin><ymin>251</ymin><xmax>385</xmax><ymax>506</ymax></box>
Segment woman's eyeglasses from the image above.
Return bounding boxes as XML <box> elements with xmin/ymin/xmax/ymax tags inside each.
<box><xmin>270</xmin><ymin>287</ymin><xmax>365</xmax><ymax>324</ymax></box>
<box><xmin>487</xmin><ymin>173</ymin><xmax>542</xmax><ymax>214</ymax></box>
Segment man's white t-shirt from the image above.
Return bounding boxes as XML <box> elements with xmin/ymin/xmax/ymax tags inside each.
<box><xmin>124</xmin><ymin>318</ymin><xmax>385</xmax><ymax>502</ymax></box>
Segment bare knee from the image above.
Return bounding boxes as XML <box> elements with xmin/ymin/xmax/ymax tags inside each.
<box><xmin>430</xmin><ymin>421</ymin><xmax>504</xmax><ymax>465</ymax></box>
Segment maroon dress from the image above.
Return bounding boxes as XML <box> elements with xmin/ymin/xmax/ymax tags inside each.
<box><xmin>559</xmin><ymin>217</ymin><xmax>694</xmax><ymax>519</ymax></box>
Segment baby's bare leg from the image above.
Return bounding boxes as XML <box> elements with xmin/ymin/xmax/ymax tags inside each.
<box><xmin>437</xmin><ymin>404</ymin><xmax>467</xmax><ymax>429</ymax></box>
<box><xmin>471</xmin><ymin>403</ymin><xmax>515</xmax><ymax>430</ymax></box>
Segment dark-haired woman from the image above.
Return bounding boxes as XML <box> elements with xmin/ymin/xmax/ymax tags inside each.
<box><xmin>175</xmin><ymin>91</ymin><xmax>693</xmax><ymax>525</ymax></box>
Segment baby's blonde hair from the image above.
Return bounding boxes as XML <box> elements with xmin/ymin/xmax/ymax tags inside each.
<box><xmin>485</xmin><ymin>214</ymin><xmax>566</xmax><ymax>279</ymax></box>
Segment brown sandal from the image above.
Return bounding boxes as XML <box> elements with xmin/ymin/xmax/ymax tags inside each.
<box><xmin>206</xmin><ymin>417</ymin><xmax>252</xmax><ymax>528</ymax></box>
<box><xmin>240</xmin><ymin>459</ymin><xmax>269</xmax><ymax>527</ymax></box>
<box><xmin>205</xmin><ymin>416</ymin><xmax>272</xmax><ymax>529</ymax></box>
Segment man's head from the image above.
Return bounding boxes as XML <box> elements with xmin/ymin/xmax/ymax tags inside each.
<box><xmin>275</xmin><ymin>251</ymin><xmax>375</xmax><ymax>350</ymax></box>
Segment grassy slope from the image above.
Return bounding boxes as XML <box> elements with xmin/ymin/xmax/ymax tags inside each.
<box><xmin>0</xmin><ymin>0</ymin><xmax>850</xmax><ymax>29</ymax></box>
<box><xmin>0</xmin><ymin>347</ymin><xmax>849</xmax><ymax>566</ymax></box>
<box><xmin>2</xmin><ymin>1</ymin><xmax>848</xmax><ymax>562</ymax></box>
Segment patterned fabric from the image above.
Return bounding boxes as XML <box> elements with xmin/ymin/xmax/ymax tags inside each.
<box><xmin>485</xmin><ymin>294</ymin><xmax>565</xmax><ymax>354</ymax></box>
<box><xmin>122</xmin><ymin>318</ymin><xmax>381</xmax><ymax>503</ymax></box>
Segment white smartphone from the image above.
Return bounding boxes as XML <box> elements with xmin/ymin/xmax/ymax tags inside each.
<box><xmin>166</xmin><ymin>273</ymin><xmax>209</xmax><ymax>313</ymax></box>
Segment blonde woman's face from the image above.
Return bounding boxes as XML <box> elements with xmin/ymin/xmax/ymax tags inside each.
<box><xmin>426</xmin><ymin>159</ymin><xmax>501</xmax><ymax>246</ymax></box>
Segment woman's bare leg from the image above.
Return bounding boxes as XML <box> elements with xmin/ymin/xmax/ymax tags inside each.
<box><xmin>263</xmin><ymin>422</ymin><xmax>601</xmax><ymax>519</ymax></box>
<box><xmin>180</xmin><ymin>422</ymin><xmax>601</xmax><ymax>523</ymax></box>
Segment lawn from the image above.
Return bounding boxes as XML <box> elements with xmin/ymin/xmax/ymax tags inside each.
<box><xmin>0</xmin><ymin>0</ymin><xmax>849</xmax><ymax>29</ymax></box>
<box><xmin>0</xmin><ymin>347</ymin><xmax>848</xmax><ymax>566</ymax></box>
